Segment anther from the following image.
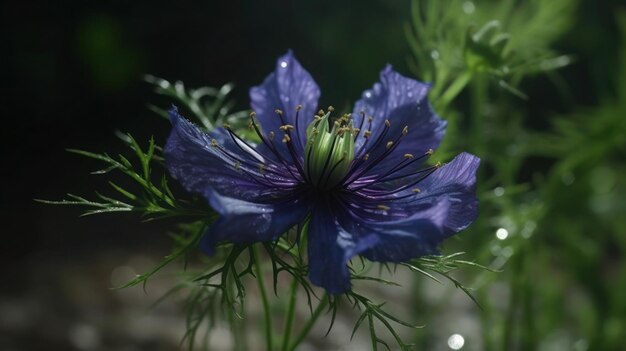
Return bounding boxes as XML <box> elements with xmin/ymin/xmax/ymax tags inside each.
<box><xmin>404</xmin><ymin>153</ymin><xmax>414</xmax><ymax>159</ymax></box>
<box><xmin>279</xmin><ymin>124</ymin><xmax>295</xmax><ymax>131</ymax></box>
<box><xmin>211</xmin><ymin>139</ymin><xmax>218</xmax><ymax>147</ymax></box>
<box><xmin>274</xmin><ymin>109</ymin><xmax>283</xmax><ymax>116</ymax></box>
<box><xmin>413</xmin><ymin>188</ymin><xmax>421</xmax><ymax>193</ymax></box>
<box><xmin>223</xmin><ymin>123</ymin><xmax>232</xmax><ymax>130</ymax></box>
<box><xmin>250</xmin><ymin>111</ymin><xmax>257</xmax><ymax>118</ymax></box>
<box><xmin>318</xmin><ymin>109</ymin><xmax>325</xmax><ymax>116</ymax></box>
<box><xmin>328</xmin><ymin>106</ymin><xmax>335</xmax><ymax>112</ymax></box>
<box><xmin>435</xmin><ymin>161</ymin><xmax>442</xmax><ymax>168</ymax></box>
<box><xmin>296</xmin><ymin>104</ymin><xmax>303</xmax><ymax>111</ymax></box>
<box><xmin>386</xmin><ymin>141</ymin><xmax>394</xmax><ymax>149</ymax></box>
<box><xmin>377</xmin><ymin>204</ymin><xmax>390</xmax><ymax>211</ymax></box>
<box><xmin>368</xmin><ymin>116</ymin><xmax>373</xmax><ymax>122</ymax></box>
<box><xmin>363</xmin><ymin>153</ymin><xmax>370</xmax><ymax>160</ymax></box>
<box><xmin>259</xmin><ymin>163</ymin><xmax>267</xmax><ymax>174</ymax></box>
<box><xmin>269</xmin><ymin>131</ymin><xmax>275</xmax><ymax>140</ymax></box>
<box><xmin>234</xmin><ymin>161</ymin><xmax>241</xmax><ymax>170</ymax></box>
<box><xmin>364</xmin><ymin>130</ymin><xmax>372</xmax><ymax>138</ymax></box>
<box><xmin>427</xmin><ymin>148</ymin><xmax>434</xmax><ymax>155</ymax></box>
<box><xmin>385</xmin><ymin>120</ymin><xmax>391</xmax><ymax>128</ymax></box>
<box><xmin>402</xmin><ymin>126</ymin><xmax>409</xmax><ymax>135</ymax></box>
<box><xmin>282</xmin><ymin>134</ymin><xmax>291</xmax><ymax>143</ymax></box>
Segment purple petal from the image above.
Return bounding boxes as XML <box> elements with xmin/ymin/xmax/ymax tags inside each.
<box><xmin>352</xmin><ymin>66</ymin><xmax>446</xmax><ymax>176</ymax></box>
<box><xmin>407</xmin><ymin>152</ymin><xmax>480</xmax><ymax>234</ymax></box>
<box><xmin>250</xmin><ymin>51</ymin><xmax>320</xmax><ymax>156</ymax></box>
<box><xmin>338</xmin><ymin>153</ymin><xmax>479</xmax><ymax>261</ymax></box>
<box><xmin>307</xmin><ymin>205</ymin><xmax>378</xmax><ymax>294</ymax></box>
<box><xmin>164</xmin><ymin>107</ymin><xmax>295</xmax><ymax>202</ymax></box>
<box><xmin>201</xmin><ymin>190</ymin><xmax>310</xmax><ymax>255</ymax></box>
<box><xmin>357</xmin><ymin>199</ymin><xmax>452</xmax><ymax>261</ymax></box>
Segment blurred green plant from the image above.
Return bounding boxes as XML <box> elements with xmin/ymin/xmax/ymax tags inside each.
<box><xmin>406</xmin><ymin>1</ymin><xmax>626</xmax><ymax>350</ymax></box>
<box><xmin>145</xmin><ymin>75</ymin><xmax>252</xmax><ymax>137</ymax></box>
<box><xmin>406</xmin><ymin>0</ymin><xmax>576</xmax><ymax>111</ymax></box>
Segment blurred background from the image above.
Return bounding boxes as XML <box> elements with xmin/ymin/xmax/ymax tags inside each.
<box><xmin>2</xmin><ymin>0</ymin><xmax>625</xmax><ymax>350</ymax></box>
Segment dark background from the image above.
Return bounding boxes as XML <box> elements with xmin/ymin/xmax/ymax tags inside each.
<box><xmin>1</xmin><ymin>0</ymin><xmax>623</xmax><ymax>350</ymax></box>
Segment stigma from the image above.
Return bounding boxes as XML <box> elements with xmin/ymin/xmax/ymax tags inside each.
<box><xmin>304</xmin><ymin>108</ymin><xmax>356</xmax><ymax>190</ymax></box>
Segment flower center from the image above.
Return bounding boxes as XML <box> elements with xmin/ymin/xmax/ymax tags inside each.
<box><xmin>304</xmin><ymin>108</ymin><xmax>356</xmax><ymax>190</ymax></box>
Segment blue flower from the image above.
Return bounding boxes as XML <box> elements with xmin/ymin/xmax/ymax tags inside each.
<box><xmin>165</xmin><ymin>51</ymin><xmax>480</xmax><ymax>294</ymax></box>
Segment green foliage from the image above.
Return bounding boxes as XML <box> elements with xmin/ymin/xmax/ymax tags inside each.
<box><xmin>37</xmin><ymin>133</ymin><xmax>204</xmax><ymax>218</ymax></box>
<box><xmin>406</xmin><ymin>0</ymin><xmax>576</xmax><ymax>109</ymax></box>
<box><xmin>145</xmin><ymin>75</ymin><xmax>250</xmax><ymax>135</ymax></box>
<box><xmin>405</xmin><ymin>1</ymin><xmax>626</xmax><ymax>350</ymax></box>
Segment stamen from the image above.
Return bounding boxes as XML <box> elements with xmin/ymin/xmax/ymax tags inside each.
<box><xmin>272</xmin><ymin>107</ymin><xmax>307</xmax><ymax>179</ymax></box>
<box><xmin>248</xmin><ymin>112</ymin><xmax>294</xmax><ymax>168</ymax></box>
<box><xmin>224</xmin><ymin>127</ymin><xmax>266</xmax><ymax>163</ymax></box>
<box><xmin>350</xmin><ymin>166</ymin><xmax>439</xmax><ymax>202</ymax></box>
<box><xmin>343</xmin><ymin>118</ymin><xmax>394</xmax><ymax>183</ymax></box>
<box><xmin>379</xmin><ymin>151</ymin><xmax>433</xmax><ymax>179</ymax></box>
<box><xmin>353</xmin><ymin>110</ymin><xmax>367</xmax><ymax>141</ymax></box>
<box><xmin>209</xmin><ymin>138</ymin><xmax>292</xmax><ymax>188</ymax></box>
<box><xmin>348</xmin><ymin>147</ymin><xmax>431</xmax><ymax>191</ymax></box>
<box><xmin>378</xmin><ymin>166</ymin><xmax>438</xmax><ymax>193</ymax></box>
<box><xmin>294</xmin><ymin>105</ymin><xmax>303</xmax><ymax>147</ymax></box>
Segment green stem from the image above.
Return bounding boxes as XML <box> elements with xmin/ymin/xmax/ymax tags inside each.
<box><xmin>253</xmin><ymin>244</ymin><xmax>273</xmax><ymax>351</ymax></box>
<box><xmin>281</xmin><ymin>277</ymin><xmax>300</xmax><ymax>351</ymax></box>
<box><xmin>469</xmin><ymin>74</ymin><xmax>488</xmax><ymax>157</ymax></box>
<box><xmin>436</xmin><ymin>70</ymin><xmax>473</xmax><ymax>111</ymax></box>
<box><xmin>289</xmin><ymin>294</ymin><xmax>329</xmax><ymax>351</ymax></box>
<box><xmin>503</xmin><ymin>248</ymin><xmax>523</xmax><ymax>350</ymax></box>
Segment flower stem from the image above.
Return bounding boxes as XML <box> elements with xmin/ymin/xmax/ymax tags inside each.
<box><xmin>289</xmin><ymin>294</ymin><xmax>329</xmax><ymax>351</ymax></box>
<box><xmin>281</xmin><ymin>277</ymin><xmax>300</xmax><ymax>351</ymax></box>
<box><xmin>469</xmin><ymin>74</ymin><xmax>488</xmax><ymax>157</ymax></box>
<box><xmin>436</xmin><ymin>70</ymin><xmax>473</xmax><ymax>111</ymax></box>
<box><xmin>252</xmin><ymin>244</ymin><xmax>273</xmax><ymax>351</ymax></box>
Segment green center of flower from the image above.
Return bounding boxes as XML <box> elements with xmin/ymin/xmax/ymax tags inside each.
<box><xmin>304</xmin><ymin>108</ymin><xmax>356</xmax><ymax>190</ymax></box>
